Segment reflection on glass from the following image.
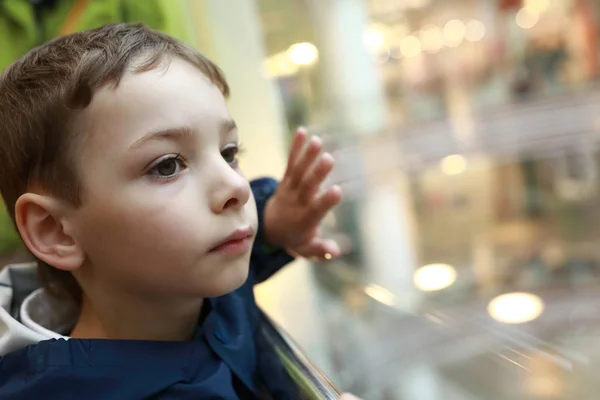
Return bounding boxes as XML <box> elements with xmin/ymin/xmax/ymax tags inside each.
<box><xmin>488</xmin><ymin>292</ymin><xmax>544</xmax><ymax>324</ymax></box>
<box><xmin>413</xmin><ymin>264</ymin><xmax>457</xmax><ymax>292</ymax></box>
<box><xmin>364</xmin><ymin>284</ymin><xmax>396</xmax><ymax>306</ymax></box>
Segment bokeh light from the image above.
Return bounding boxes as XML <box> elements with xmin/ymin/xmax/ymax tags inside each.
<box><xmin>488</xmin><ymin>292</ymin><xmax>545</xmax><ymax>324</ymax></box>
<box><xmin>525</xmin><ymin>0</ymin><xmax>550</xmax><ymax>13</ymax></box>
<box><xmin>443</xmin><ymin>19</ymin><xmax>466</xmax><ymax>48</ymax></box>
<box><xmin>414</xmin><ymin>264</ymin><xmax>457</xmax><ymax>292</ymax></box>
<box><xmin>420</xmin><ymin>24</ymin><xmax>444</xmax><ymax>53</ymax></box>
<box><xmin>465</xmin><ymin>20</ymin><xmax>486</xmax><ymax>42</ymax></box>
<box><xmin>516</xmin><ymin>8</ymin><xmax>540</xmax><ymax>29</ymax></box>
<box><xmin>401</xmin><ymin>35</ymin><xmax>422</xmax><ymax>58</ymax></box>
<box><xmin>364</xmin><ymin>24</ymin><xmax>387</xmax><ymax>52</ymax></box>
<box><xmin>287</xmin><ymin>42</ymin><xmax>319</xmax><ymax>66</ymax></box>
<box><xmin>263</xmin><ymin>52</ymin><xmax>300</xmax><ymax>77</ymax></box>
<box><xmin>440</xmin><ymin>154</ymin><xmax>468</xmax><ymax>175</ymax></box>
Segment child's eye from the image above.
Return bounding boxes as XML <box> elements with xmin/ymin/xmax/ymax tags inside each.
<box><xmin>148</xmin><ymin>154</ymin><xmax>186</xmax><ymax>179</ymax></box>
<box><xmin>221</xmin><ymin>145</ymin><xmax>239</xmax><ymax>165</ymax></box>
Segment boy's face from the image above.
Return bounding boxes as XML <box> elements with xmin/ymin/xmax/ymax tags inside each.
<box><xmin>68</xmin><ymin>57</ymin><xmax>257</xmax><ymax>299</ymax></box>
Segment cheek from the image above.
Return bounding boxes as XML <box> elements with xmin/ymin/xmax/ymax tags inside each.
<box><xmin>245</xmin><ymin>192</ymin><xmax>258</xmax><ymax>229</ymax></box>
<box><xmin>72</xmin><ymin>176</ymin><xmax>258</xmax><ymax>280</ymax></box>
<box><xmin>74</xmin><ymin>193</ymin><xmax>207</xmax><ymax>267</ymax></box>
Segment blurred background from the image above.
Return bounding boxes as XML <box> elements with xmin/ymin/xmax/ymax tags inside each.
<box><xmin>4</xmin><ymin>0</ymin><xmax>600</xmax><ymax>398</ymax></box>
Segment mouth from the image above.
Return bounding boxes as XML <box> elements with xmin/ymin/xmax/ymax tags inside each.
<box><xmin>208</xmin><ymin>226</ymin><xmax>254</xmax><ymax>256</ymax></box>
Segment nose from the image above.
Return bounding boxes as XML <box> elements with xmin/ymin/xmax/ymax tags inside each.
<box><xmin>208</xmin><ymin>157</ymin><xmax>251</xmax><ymax>214</ymax></box>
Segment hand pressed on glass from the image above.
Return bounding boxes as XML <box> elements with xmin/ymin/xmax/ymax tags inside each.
<box><xmin>262</xmin><ymin>127</ymin><xmax>342</xmax><ymax>260</ymax></box>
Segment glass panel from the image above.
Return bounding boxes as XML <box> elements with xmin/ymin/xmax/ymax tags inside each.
<box><xmin>256</xmin><ymin>1</ymin><xmax>600</xmax><ymax>398</ymax></box>
<box><xmin>259</xmin><ymin>310</ymin><xmax>342</xmax><ymax>400</ymax></box>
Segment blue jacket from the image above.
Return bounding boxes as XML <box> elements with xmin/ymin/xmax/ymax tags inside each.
<box><xmin>0</xmin><ymin>178</ymin><xmax>299</xmax><ymax>399</ymax></box>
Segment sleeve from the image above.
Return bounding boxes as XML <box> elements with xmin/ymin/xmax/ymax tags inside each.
<box><xmin>250</xmin><ymin>178</ymin><xmax>295</xmax><ymax>284</ymax></box>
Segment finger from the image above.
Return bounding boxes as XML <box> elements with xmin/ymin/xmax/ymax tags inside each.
<box><xmin>290</xmin><ymin>136</ymin><xmax>322</xmax><ymax>186</ymax></box>
<box><xmin>299</xmin><ymin>152</ymin><xmax>335</xmax><ymax>204</ymax></box>
<box><xmin>285</xmin><ymin>127</ymin><xmax>308</xmax><ymax>179</ymax></box>
<box><xmin>296</xmin><ymin>237</ymin><xmax>339</xmax><ymax>260</ymax></box>
<box><xmin>322</xmin><ymin>239</ymin><xmax>341</xmax><ymax>259</ymax></box>
<box><xmin>306</xmin><ymin>185</ymin><xmax>342</xmax><ymax>224</ymax></box>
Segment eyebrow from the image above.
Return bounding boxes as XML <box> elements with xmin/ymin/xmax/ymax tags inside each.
<box><xmin>221</xmin><ymin>118</ymin><xmax>237</xmax><ymax>135</ymax></box>
<box><xmin>129</xmin><ymin>126</ymin><xmax>196</xmax><ymax>150</ymax></box>
<box><xmin>130</xmin><ymin>119</ymin><xmax>238</xmax><ymax>150</ymax></box>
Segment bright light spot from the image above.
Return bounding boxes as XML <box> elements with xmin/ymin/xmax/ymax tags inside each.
<box><xmin>364</xmin><ymin>284</ymin><xmax>396</xmax><ymax>306</ymax></box>
<box><xmin>324</xmin><ymin>253</ymin><xmax>332</xmax><ymax>260</ymax></box>
<box><xmin>263</xmin><ymin>52</ymin><xmax>300</xmax><ymax>78</ymax></box>
<box><xmin>443</xmin><ymin>19</ymin><xmax>466</xmax><ymax>48</ymax></box>
<box><xmin>287</xmin><ymin>42</ymin><xmax>319</xmax><ymax>66</ymax></box>
<box><xmin>401</xmin><ymin>35</ymin><xmax>422</xmax><ymax>58</ymax></box>
<box><xmin>488</xmin><ymin>292</ymin><xmax>544</xmax><ymax>324</ymax></box>
<box><xmin>440</xmin><ymin>154</ymin><xmax>467</xmax><ymax>175</ymax></box>
<box><xmin>420</xmin><ymin>25</ymin><xmax>444</xmax><ymax>53</ymax></box>
<box><xmin>516</xmin><ymin>7</ymin><xmax>540</xmax><ymax>29</ymax></box>
<box><xmin>414</xmin><ymin>264</ymin><xmax>457</xmax><ymax>292</ymax></box>
<box><xmin>364</xmin><ymin>24</ymin><xmax>387</xmax><ymax>52</ymax></box>
<box><xmin>465</xmin><ymin>20</ymin><xmax>486</xmax><ymax>42</ymax></box>
<box><xmin>525</xmin><ymin>0</ymin><xmax>549</xmax><ymax>13</ymax></box>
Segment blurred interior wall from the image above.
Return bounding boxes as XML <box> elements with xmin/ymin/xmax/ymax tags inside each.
<box><xmin>306</xmin><ymin>0</ymin><xmax>386</xmax><ymax>135</ymax></box>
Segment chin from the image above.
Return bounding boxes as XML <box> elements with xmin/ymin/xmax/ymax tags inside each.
<box><xmin>200</xmin><ymin>262</ymin><xmax>250</xmax><ymax>297</ymax></box>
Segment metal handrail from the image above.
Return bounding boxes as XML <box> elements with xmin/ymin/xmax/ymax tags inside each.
<box><xmin>259</xmin><ymin>310</ymin><xmax>341</xmax><ymax>400</ymax></box>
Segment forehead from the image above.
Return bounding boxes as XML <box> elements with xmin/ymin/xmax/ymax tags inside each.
<box><xmin>75</xmin><ymin>57</ymin><xmax>230</xmax><ymax>152</ymax></box>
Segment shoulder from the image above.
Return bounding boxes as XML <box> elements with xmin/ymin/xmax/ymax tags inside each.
<box><xmin>0</xmin><ymin>338</ymin><xmax>203</xmax><ymax>399</ymax></box>
<box><xmin>0</xmin><ymin>339</ymin><xmax>66</xmax><ymax>398</ymax></box>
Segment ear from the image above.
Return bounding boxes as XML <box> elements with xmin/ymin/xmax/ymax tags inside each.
<box><xmin>15</xmin><ymin>193</ymin><xmax>84</xmax><ymax>272</ymax></box>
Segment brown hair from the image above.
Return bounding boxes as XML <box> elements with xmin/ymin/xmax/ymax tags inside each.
<box><xmin>0</xmin><ymin>23</ymin><xmax>230</xmax><ymax>301</ymax></box>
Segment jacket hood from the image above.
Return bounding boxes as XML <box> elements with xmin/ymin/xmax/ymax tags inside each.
<box><xmin>0</xmin><ymin>263</ymin><xmax>73</xmax><ymax>356</ymax></box>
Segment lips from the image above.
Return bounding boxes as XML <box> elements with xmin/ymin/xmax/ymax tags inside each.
<box><xmin>209</xmin><ymin>227</ymin><xmax>254</xmax><ymax>255</ymax></box>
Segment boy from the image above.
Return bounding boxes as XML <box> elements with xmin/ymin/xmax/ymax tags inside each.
<box><xmin>0</xmin><ymin>23</ymin><xmax>342</xmax><ymax>399</ymax></box>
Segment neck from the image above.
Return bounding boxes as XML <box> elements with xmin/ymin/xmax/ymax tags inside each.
<box><xmin>70</xmin><ymin>290</ymin><xmax>203</xmax><ymax>341</ymax></box>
